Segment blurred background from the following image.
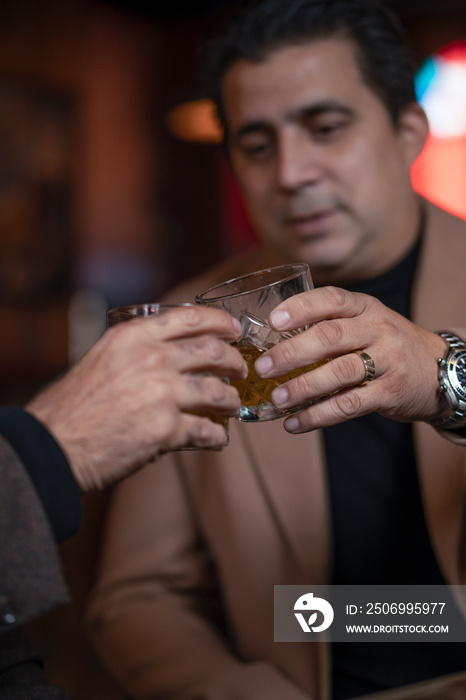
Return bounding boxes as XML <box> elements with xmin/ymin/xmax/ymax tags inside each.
<box><xmin>0</xmin><ymin>0</ymin><xmax>465</xmax><ymax>697</ymax></box>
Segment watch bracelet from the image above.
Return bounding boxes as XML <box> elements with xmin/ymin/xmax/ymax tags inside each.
<box><xmin>432</xmin><ymin>331</ymin><xmax>466</xmax><ymax>429</ymax></box>
<box><xmin>436</xmin><ymin>331</ymin><xmax>466</xmax><ymax>351</ymax></box>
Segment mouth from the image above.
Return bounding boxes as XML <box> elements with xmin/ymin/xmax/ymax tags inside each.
<box><xmin>285</xmin><ymin>209</ymin><xmax>336</xmax><ymax>238</ymax></box>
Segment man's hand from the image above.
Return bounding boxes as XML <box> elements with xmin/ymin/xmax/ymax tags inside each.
<box><xmin>27</xmin><ymin>306</ymin><xmax>247</xmax><ymax>490</ymax></box>
<box><xmin>254</xmin><ymin>286</ymin><xmax>447</xmax><ymax>433</ymax></box>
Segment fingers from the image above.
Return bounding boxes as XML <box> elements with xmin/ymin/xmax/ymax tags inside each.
<box><xmin>138</xmin><ymin>372</ymin><xmax>240</xmax><ymax>448</ymax></box>
<box><xmin>156</xmin><ymin>374</ymin><xmax>241</xmax><ymax>452</ymax></box>
<box><xmin>254</xmin><ymin>318</ymin><xmax>370</xmax><ymax>380</ymax></box>
<box><xmin>255</xmin><ymin>290</ymin><xmax>380</xmax><ymax>379</ymax></box>
<box><xmin>107</xmin><ymin>306</ymin><xmax>247</xmax><ymax>379</ymax></box>
<box><xmin>255</xmin><ymin>289</ymin><xmax>389</xmax><ymax>382</ymax></box>
<box><xmin>268</xmin><ymin>286</ymin><xmax>368</xmax><ymax>331</ymax></box>
<box><xmin>172</xmin><ymin>414</ymin><xmax>229</xmax><ymax>451</ymax></box>
<box><xmin>105</xmin><ymin>307</ymin><xmax>248</xmax><ymax>380</ymax></box>
<box><xmin>176</xmin><ymin>374</ymin><xmax>242</xmax><ymax>417</ymax></box>
<box><xmin>268</xmin><ymin>351</ymin><xmax>380</xmax><ymax>433</ymax></box>
<box><xmin>119</xmin><ymin>305</ymin><xmax>243</xmax><ymax>343</ymax></box>
<box><xmin>168</xmin><ymin>335</ymin><xmax>248</xmax><ymax>379</ymax></box>
<box><xmin>283</xmin><ymin>385</ymin><xmax>380</xmax><ymax>434</ymax></box>
<box><xmin>269</xmin><ymin>352</ymin><xmax>373</xmax><ymax>411</ymax></box>
<box><xmin>261</xmin><ymin>317</ymin><xmax>444</xmax><ymax>432</ymax></box>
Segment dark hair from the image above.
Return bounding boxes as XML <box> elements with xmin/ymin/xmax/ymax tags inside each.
<box><xmin>202</xmin><ymin>0</ymin><xmax>416</xmax><ymax>131</ymax></box>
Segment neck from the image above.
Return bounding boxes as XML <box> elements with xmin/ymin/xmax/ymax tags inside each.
<box><xmin>312</xmin><ymin>197</ymin><xmax>425</xmax><ymax>288</ymax></box>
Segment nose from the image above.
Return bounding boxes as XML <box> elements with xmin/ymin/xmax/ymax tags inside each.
<box><xmin>277</xmin><ymin>129</ymin><xmax>322</xmax><ymax>192</ymax></box>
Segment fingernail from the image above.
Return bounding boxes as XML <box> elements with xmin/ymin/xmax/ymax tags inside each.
<box><xmin>284</xmin><ymin>416</ymin><xmax>300</xmax><ymax>433</ymax></box>
<box><xmin>270</xmin><ymin>309</ymin><xmax>290</xmax><ymax>330</ymax></box>
<box><xmin>255</xmin><ymin>354</ymin><xmax>273</xmax><ymax>376</ymax></box>
<box><xmin>272</xmin><ymin>386</ymin><xmax>288</xmax><ymax>406</ymax></box>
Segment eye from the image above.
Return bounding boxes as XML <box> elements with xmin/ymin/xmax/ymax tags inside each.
<box><xmin>236</xmin><ymin>132</ymin><xmax>274</xmax><ymax>162</ymax></box>
<box><xmin>307</xmin><ymin>115</ymin><xmax>350</xmax><ymax>142</ymax></box>
<box><xmin>318</xmin><ymin>122</ymin><xmax>340</xmax><ymax>134</ymax></box>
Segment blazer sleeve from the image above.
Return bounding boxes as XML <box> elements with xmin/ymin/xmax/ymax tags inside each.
<box><xmin>86</xmin><ymin>455</ymin><xmax>311</xmax><ymax>700</ymax></box>
<box><xmin>0</xmin><ymin>436</ymin><xmax>70</xmax><ymax>636</ymax></box>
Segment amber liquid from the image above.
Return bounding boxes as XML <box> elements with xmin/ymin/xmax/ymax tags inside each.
<box><xmin>230</xmin><ymin>339</ymin><xmax>328</xmax><ymax>419</ymax></box>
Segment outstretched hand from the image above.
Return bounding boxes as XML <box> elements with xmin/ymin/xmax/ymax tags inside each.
<box><xmin>254</xmin><ymin>286</ymin><xmax>447</xmax><ymax>433</ymax></box>
<box><xmin>27</xmin><ymin>306</ymin><xmax>247</xmax><ymax>490</ymax></box>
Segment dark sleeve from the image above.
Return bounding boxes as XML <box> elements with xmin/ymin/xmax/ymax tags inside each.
<box><xmin>0</xmin><ymin>436</ymin><xmax>70</xmax><ymax>634</ymax></box>
<box><xmin>0</xmin><ymin>407</ymin><xmax>82</xmax><ymax>542</ymax></box>
<box><xmin>0</xmin><ymin>628</ymin><xmax>74</xmax><ymax>699</ymax></box>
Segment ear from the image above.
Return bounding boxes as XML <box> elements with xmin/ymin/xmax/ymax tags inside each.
<box><xmin>397</xmin><ymin>102</ymin><xmax>429</xmax><ymax>166</ymax></box>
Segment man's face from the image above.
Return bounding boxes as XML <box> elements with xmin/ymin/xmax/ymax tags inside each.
<box><xmin>222</xmin><ymin>39</ymin><xmax>425</xmax><ymax>285</ymax></box>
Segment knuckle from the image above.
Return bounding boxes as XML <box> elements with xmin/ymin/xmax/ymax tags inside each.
<box><xmin>187</xmin><ymin>374</ymin><xmax>205</xmax><ymax>394</ymax></box>
<box><xmin>315</xmin><ymin>319</ymin><xmax>344</xmax><ymax>348</ymax></box>
<box><xmin>180</xmin><ymin>305</ymin><xmax>203</xmax><ymax>328</ymax></box>
<box><xmin>185</xmin><ymin>335</ymin><xmax>224</xmax><ymax>362</ymax></box>
<box><xmin>150</xmin><ymin>378</ymin><xmax>172</xmax><ymax>404</ymax></box>
<box><xmin>325</xmin><ymin>285</ymin><xmax>350</xmax><ymax>309</ymax></box>
<box><xmin>209</xmin><ymin>378</ymin><xmax>228</xmax><ymax>404</ymax></box>
<box><xmin>188</xmin><ymin>375</ymin><xmax>224</xmax><ymax>404</ymax></box>
<box><xmin>323</xmin><ymin>285</ymin><xmax>372</xmax><ymax>319</ymax></box>
<box><xmin>147</xmin><ymin>345</ymin><xmax>171</xmax><ymax>371</ymax></box>
<box><xmin>292</xmin><ymin>371</ymin><xmax>312</xmax><ymax>397</ymax></box>
<box><xmin>333</xmin><ymin>389</ymin><xmax>363</xmax><ymax>419</ymax></box>
<box><xmin>204</xmin><ymin>335</ymin><xmax>225</xmax><ymax>361</ymax></box>
<box><xmin>275</xmin><ymin>338</ymin><xmax>296</xmax><ymax>366</ymax></box>
<box><xmin>337</xmin><ymin>354</ymin><xmax>362</xmax><ymax>383</ymax></box>
<box><xmin>382</xmin><ymin>317</ymin><xmax>400</xmax><ymax>338</ymax></box>
<box><xmin>366</xmin><ymin>294</ymin><xmax>383</xmax><ymax>312</ymax></box>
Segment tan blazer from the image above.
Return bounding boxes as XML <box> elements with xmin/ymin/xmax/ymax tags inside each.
<box><xmin>87</xmin><ymin>198</ymin><xmax>466</xmax><ymax>700</ymax></box>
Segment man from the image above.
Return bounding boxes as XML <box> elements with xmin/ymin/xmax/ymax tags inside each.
<box><xmin>0</xmin><ymin>304</ymin><xmax>245</xmax><ymax>697</ymax></box>
<box><xmin>86</xmin><ymin>1</ymin><xmax>466</xmax><ymax>698</ymax></box>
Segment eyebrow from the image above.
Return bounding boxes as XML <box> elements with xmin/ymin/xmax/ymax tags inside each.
<box><xmin>293</xmin><ymin>100</ymin><xmax>355</xmax><ymax>121</ymax></box>
<box><xmin>231</xmin><ymin>99</ymin><xmax>355</xmax><ymax>145</ymax></box>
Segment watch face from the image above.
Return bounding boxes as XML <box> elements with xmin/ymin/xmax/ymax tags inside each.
<box><xmin>448</xmin><ymin>350</ymin><xmax>466</xmax><ymax>401</ymax></box>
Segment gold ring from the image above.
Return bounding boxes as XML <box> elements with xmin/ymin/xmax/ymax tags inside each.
<box><xmin>353</xmin><ymin>350</ymin><xmax>376</xmax><ymax>384</ymax></box>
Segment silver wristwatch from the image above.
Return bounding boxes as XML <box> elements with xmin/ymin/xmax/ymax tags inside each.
<box><xmin>433</xmin><ymin>331</ymin><xmax>466</xmax><ymax>429</ymax></box>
